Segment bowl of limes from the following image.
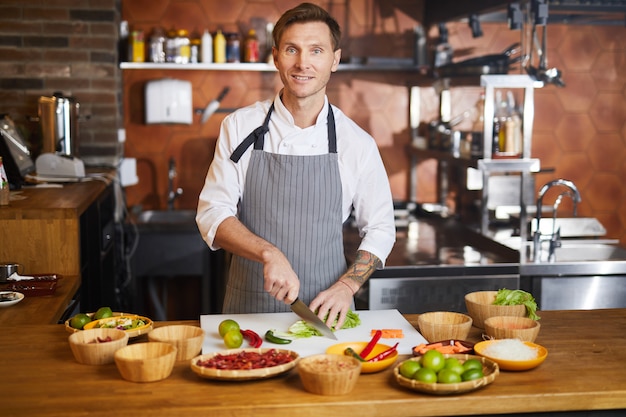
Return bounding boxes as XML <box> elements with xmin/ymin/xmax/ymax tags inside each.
<box><xmin>394</xmin><ymin>349</ymin><xmax>499</xmax><ymax>395</ymax></box>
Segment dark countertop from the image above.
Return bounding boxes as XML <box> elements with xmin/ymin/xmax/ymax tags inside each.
<box><xmin>344</xmin><ymin>214</ymin><xmax>519</xmax><ymax>275</ymax></box>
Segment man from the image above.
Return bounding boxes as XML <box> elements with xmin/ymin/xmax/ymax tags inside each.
<box><xmin>196</xmin><ymin>2</ymin><xmax>395</xmax><ymax>329</ymax></box>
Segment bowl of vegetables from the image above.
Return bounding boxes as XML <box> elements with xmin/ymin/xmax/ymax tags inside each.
<box><xmin>326</xmin><ymin>341</ymin><xmax>399</xmax><ymax>373</ymax></box>
<box><xmin>83</xmin><ymin>314</ymin><xmax>153</xmax><ymax>338</ymax></box>
<box><xmin>465</xmin><ymin>289</ymin><xmax>539</xmax><ymax>329</ymax></box>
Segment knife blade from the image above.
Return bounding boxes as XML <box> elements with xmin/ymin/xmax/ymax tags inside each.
<box><xmin>290</xmin><ymin>298</ymin><xmax>337</xmax><ymax>340</ymax></box>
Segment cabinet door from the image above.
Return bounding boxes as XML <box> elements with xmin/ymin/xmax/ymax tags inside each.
<box><xmin>79</xmin><ymin>184</ymin><xmax>117</xmax><ymax>311</ymax></box>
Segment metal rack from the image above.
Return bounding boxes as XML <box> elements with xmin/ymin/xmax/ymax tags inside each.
<box><xmin>409</xmin><ymin>74</ymin><xmax>542</xmax><ymax>243</ymax></box>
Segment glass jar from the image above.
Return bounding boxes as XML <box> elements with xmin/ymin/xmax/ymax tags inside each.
<box><xmin>176</xmin><ymin>29</ymin><xmax>191</xmax><ymax>64</ymax></box>
<box><xmin>149</xmin><ymin>27</ymin><xmax>166</xmax><ymax>63</ymax></box>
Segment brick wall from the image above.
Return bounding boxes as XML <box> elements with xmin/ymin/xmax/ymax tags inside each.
<box><xmin>0</xmin><ymin>0</ymin><xmax>122</xmax><ymax>161</ymax></box>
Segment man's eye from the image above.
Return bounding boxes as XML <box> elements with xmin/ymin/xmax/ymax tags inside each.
<box><xmin>286</xmin><ymin>47</ymin><xmax>297</xmax><ymax>54</ymax></box>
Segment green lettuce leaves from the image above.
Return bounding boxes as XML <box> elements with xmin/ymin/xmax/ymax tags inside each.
<box><xmin>286</xmin><ymin>310</ymin><xmax>361</xmax><ymax>338</ymax></box>
<box><xmin>493</xmin><ymin>289</ymin><xmax>540</xmax><ymax>320</ymax></box>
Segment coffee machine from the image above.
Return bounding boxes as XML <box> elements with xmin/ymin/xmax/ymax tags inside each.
<box><xmin>35</xmin><ymin>92</ymin><xmax>85</xmax><ymax>178</ymax></box>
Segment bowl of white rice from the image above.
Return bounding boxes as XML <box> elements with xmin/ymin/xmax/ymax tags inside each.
<box><xmin>474</xmin><ymin>339</ymin><xmax>548</xmax><ymax>371</ymax></box>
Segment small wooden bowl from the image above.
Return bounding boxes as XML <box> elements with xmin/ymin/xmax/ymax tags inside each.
<box><xmin>114</xmin><ymin>342</ymin><xmax>177</xmax><ymax>382</ymax></box>
<box><xmin>465</xmin><ymin>291</ymin><xmax>526</xmax><ymax>329</ymax></box>
<box><xmin>484</xmin><ymin>316</ymin><xmax>540</xmax><ymax>342</ymax></box>
<box><xmin>68</xmin><ymin>328</ymin><xmax>129</xmax><ymax>365</ymax></box>
<box><xmin>417</xmin><ymin>311</ymin><xmax>472</xmax><ymax>343</ymax></box>
<box><xmin>297</xmin><ymin>354</ymin><xmax>361</xmax><ymax>395</ymax></box>
<box><xmin>148</xmin><ymin>325</ymin><xmax>205</xmax><ymax>361</ymax></box>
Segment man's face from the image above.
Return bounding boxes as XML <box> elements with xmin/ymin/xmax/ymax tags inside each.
<box><xmin>273</xmin><ymin>21</ymin><xmax>341</xmax><ymax>102</ymax></box>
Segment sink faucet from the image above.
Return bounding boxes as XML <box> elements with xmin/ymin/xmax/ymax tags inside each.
<box><xmin>167</xmin><ymin>157</ymin><xmax>183</xmax><ymax>211</ymax></box>
<box><xmin>533</xmin><ymin>179</ymin><xmax>582</xmax><ymax>262</ymax></box>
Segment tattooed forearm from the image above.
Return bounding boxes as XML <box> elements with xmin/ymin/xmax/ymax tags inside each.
<box><xmin>344</xmin><ymin>250</ymin><xmax>380</xmax><ymax>286</ymax></box>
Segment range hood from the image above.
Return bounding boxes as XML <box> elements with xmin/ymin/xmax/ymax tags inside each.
<box><xmin>424</xmin><ymin>0</ymin><xmax>626</xmax><ymax>27</ymax></box>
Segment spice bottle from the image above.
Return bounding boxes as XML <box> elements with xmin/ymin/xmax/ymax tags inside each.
<box><xmin>190</xmin><ymin>33</ymin><xmax>201</xmax><ymax>64</ymax></box>
<box><xmin>0</xmin><ymin>157</ymin><xmax>9</xmax><ymax>206</ymax></box>
<box><xmin>149</xmin><ymin>27</ymin><xmax>166</xmax><ymax>63</ymax></box>
<box><xmin>213</xmin><ymin>29</ymin><xmax>226</xmax><ymax>63</ymax></box>
<box><xmin>176</xmin><ymin>29</ymin><xmax>191</xmax><ymax>64</ymax></box>
<box><xmin>129</xmin><ymin>29</ymin><xmax>145</xmax><ymax>63</ymax></box>
<box><xmin>226</xmin><ymin>32</ymin><xmax>241</xmax><ymax>63</ymax></box>
<box><xmin>201</xmin><ymin>29</ymin><xmax>213</xmax><ymax>63</ymax></box>
<box><xmin>243</xmin><ymin>29</ymin><xmax>259</xmax><ymax>63</ymax></box>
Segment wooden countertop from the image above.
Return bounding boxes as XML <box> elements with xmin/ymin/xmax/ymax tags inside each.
<box><xmin>1</xmin><ymin>309</ymin><xmax>625</xmax><ymax>417</ymax></box>
<box><xmin>0</xmin><ymin>171</ymin><xmax>114</xmax><ymax>220</ymax></box>
<box><xmin>0</xmin><ymin>275</ymin><xmax>80</xmax><ymax>325</ymax></box>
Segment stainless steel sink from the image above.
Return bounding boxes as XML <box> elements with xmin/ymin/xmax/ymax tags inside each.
<box><xmin>136</xmin><ymin>209</ymin><xmax>196</xmax><ymax>224</ymax></box>
<box><xmin>552</xmin><ymin>241</ymin><xmax>626</xmax><ymax>262</ymax></box>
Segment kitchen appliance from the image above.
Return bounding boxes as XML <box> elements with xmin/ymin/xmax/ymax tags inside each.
<box><xmin>290</xmin><ymin>298</ymin><xmax>337</xmax><ymax>339</ymax></box>
<box><xmin>38</xmin><ymin>92</ymin><xmax>80</xmax><ymax>156</ymax></box>
<box><xmin>0</xmin><ymin>115</ymin><xmax>35</xmax><ymax>188</ymax></box>
<box><xmin>35</xmin><ymin>153</ymin><xmax>85</xmax><ymax>178</ymax></box>
<box><xmin>145</xmin><ymin>78</ymin><xmax>193</xmax><ymax>124</ymax></box>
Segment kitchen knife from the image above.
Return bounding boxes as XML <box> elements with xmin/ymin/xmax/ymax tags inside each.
<box><xmin>201</xmin><ymin>86</ymin><xmax>230</xmax><ymax>124</ymax></box>
<box><xmin>290</xmin><ymin>298</ymin><xmax>337</xmax><ymax>340</ymax></box>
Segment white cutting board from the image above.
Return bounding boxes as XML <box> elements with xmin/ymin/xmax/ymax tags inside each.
<box><xmin>200</xmin><ymin>309</ymin><xmax>427</xmax><ymax>357</ymax></box>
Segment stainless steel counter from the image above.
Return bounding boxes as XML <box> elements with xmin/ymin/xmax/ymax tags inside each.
<box><xmin>345</xmin><ymin>214</ymin><xmax>626</xmax><ymax>313</ymax></box>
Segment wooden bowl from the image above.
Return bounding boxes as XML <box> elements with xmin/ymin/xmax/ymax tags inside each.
<box><xmin>326</xmin><ymin>342</ymin><xmax>398</xmax><ymax>373</ymax></box>
<box><xmin>464</xmin><ymin>291</ymin><xmax>526</xmax><ymax>329</ymax></box>
<box><xmin>68</xmin><ymin>328</ymin><xmax>129</xmax><ymax>365</ymax></box>
<box><xmin>148</xmin><ymin>325</ymin><xmax>205</xmax><ymax>361</ymax></box>
<box><xmin>297</xmin><ymin>354</ymin><xmax>361</xmax><ymax>395</ymax></box>
<box><xmin>484</xmin><ymin>316</ymin><xmax>540</xmax><ymax>342</ymax></box>
<box><xmin>417</xmin><ymin>312</ymin><xmax>472</xmax><ymax>343</ymax></box>
<box><xmin>191</xmin><ymin>348</ymin><xmax>299</xmax><ymax>381</ymax></box>
<box><xmin>114</xmin><ymin>342</ymin><xmax>177</xmax><ymax>382</ymax></box>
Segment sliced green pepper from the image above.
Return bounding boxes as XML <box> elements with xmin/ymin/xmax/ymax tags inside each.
<box><xmin>264</xmin><ymin>330</ymin><xmax>292</xmax><ymax>345</ymax></box>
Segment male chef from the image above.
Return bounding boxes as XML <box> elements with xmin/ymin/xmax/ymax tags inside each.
<box><xmin>196</xmin><ymin>2</ymin><xmax>395</xmax><ymax>329</ymax></box>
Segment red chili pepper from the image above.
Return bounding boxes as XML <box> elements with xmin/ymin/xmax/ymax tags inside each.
<box><xmin>240</xmin><ymin>329</ymin><xmax>263</xmax><ymax>348</ymax></box>
<box><xmin>359</xmin><ymin>329</ymin><xmax>382</xmax><ymax>359</ymax></box>
<box><xmin>366</xmin><ymin>342</ymin><xmax>398</xmax><ymax>362</ymax></box>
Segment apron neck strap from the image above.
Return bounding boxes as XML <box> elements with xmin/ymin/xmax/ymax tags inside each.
<box><xmin>230</xmin><ymin>102</ymin><xmax>337</xmax><ymax>163</ymax></box>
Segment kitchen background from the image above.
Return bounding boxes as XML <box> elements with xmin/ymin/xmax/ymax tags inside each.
<box><xmin>0</xmin><ymin>0</ymin><xmax>625</xmax><ymax>248</ymax></box>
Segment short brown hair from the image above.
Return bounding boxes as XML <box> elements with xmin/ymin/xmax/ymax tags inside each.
<box><xmin>272</xmin><ymin>2</ymin><xmax>342</xmax><ymax>51</ymax></box>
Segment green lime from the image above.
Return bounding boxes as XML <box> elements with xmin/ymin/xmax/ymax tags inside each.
<box><xmin>420</xmin><ymin>349</ymin><xmax>445</xmax><ymax>372</ymax></box>
<box><xmin>461</xmin><ymin>368</ymin><xmax>484</xmax><ymax>381</ymax></box>
<box><xmin>462</xmin><ymin>358</ymin><xmax>483</xmax><ymax>372</ymax></box>
<box><xmin>443</xmin><ymin>357</ymin><xmax>465</xmax><ymax>375</ymax></box>
<box><xmin>399</xmin><ymin>360</ymin><xmax>421</xmax><ymax>379</ymax></box>
<box><xmin>69</xmin><ymin>313</ymin><xmax>91</xmax><ymax>330</ymax></box>
<box><xmin>218</xmin><ymin>319</ymin><xmax>240</xmax><ymax>337</ymax></box>
<box><xmin>437</xmin><ymin>369</ymin><xmax>462</xmax><ymax>384</ymax></box>
<box><xmin>93</xmin><ymin>306</ymin><xmax>113</xmax><ymax>320</ymax></box>
<box><xmin>414</xmin><ymin>367</ymin><xmax>437</xmax><ymax>383</ymax></box>
<box><xmin>223</xmin><ymin>328</ymin><xmax>243</xmax><ymax>349</ymax></box>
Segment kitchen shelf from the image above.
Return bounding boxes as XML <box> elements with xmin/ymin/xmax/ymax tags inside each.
<box><xmin>410</xmin><ymin>74</ymin><xmax>542</xmax><ymax>246</ymax></box>
<box><xmin>120</xmin><ymin>62</ymin><xmax>423</xmax><ymax>72</ymax></box>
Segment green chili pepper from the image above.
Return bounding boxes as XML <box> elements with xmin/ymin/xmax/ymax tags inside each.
<box><xmin>264</xmin><ymin>330</ymin><xmax>292</xmax><ymax>345</ymax></box>
<box><xmin>344</xmin><ymin>347</ymin><xmax>366</xmax><ymax>362</ymax></box>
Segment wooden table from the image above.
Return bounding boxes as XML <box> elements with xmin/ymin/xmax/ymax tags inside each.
<box><xmin>0</xmin><ymin>275</ymin><xmax>79</xmax><ymax>325</ymax></box>
<box><xmin>1</xmin><ymin>309</ymin><xmax>625</xmax><ymax>417</ymax></box>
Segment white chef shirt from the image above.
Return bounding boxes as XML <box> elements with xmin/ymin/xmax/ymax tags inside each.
<box><xmin>196</xmin><ymin>93</ymin><xmax>396</xmax><ymax>266</ymax></box>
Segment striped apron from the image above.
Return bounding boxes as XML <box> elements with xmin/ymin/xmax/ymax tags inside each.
<box><xmin>223</xmin><ymin>103</ymin><xmax>346</xmax><ymax>313</ymax></box>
